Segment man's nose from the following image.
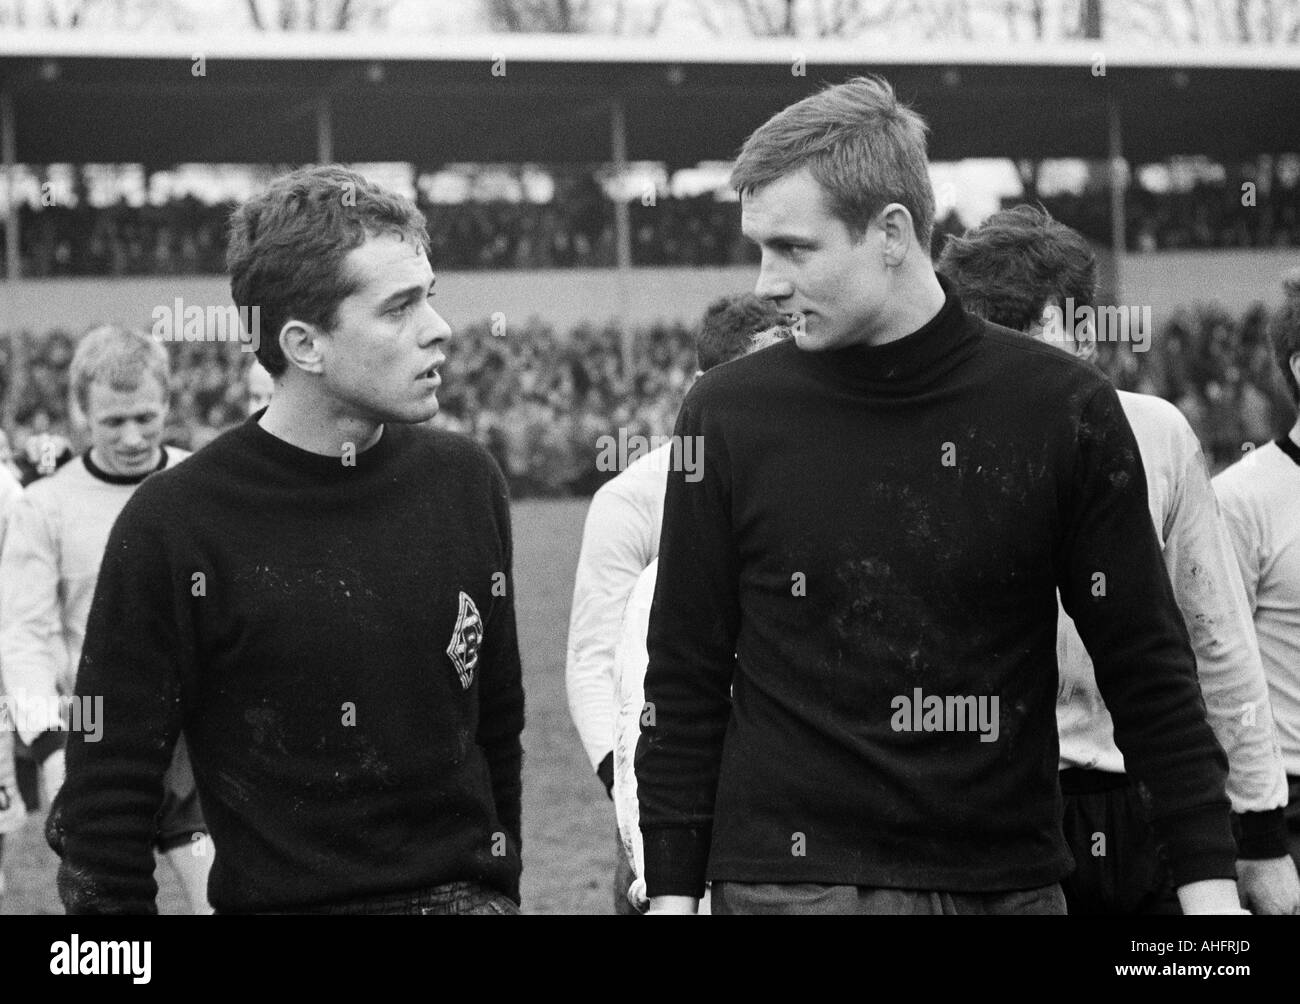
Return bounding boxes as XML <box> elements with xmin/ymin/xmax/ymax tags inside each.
<box><xmin>754</xmin><ymin>254</ymin><xmax>794</xmax><ymax>304</ymax></box>
<box><xmin>420</xmin><ymin>302</ymin><xmax>453</xmax><ymax>346</ymax></box>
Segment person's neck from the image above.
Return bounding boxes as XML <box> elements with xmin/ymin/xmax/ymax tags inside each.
<box><xmin>1289</xmin><ymin>416</ymin><xmax>1300</xmax><ymax>450</ymax></box>
<box><xmin>257</xmin><ymin>383</ymin><xmax>382</xmax><ymax>457</ymax></box>
<box><xmin>89</xmin><ymin>445</ymin><xmax>161</xmax><ymax>476</ymax></box>
<box><xmin>867</xmin><ymin>265</ymin><xmax>948</xmax><ymax>348</ymax></box>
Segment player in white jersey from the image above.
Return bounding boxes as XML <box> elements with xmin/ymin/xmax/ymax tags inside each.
<box><xmin>1214</xmin><ymin>273</ymin><xmax>1300</xmax><ymax>874</ymax></box>
<box><xmin>0</xmin><ymin>326</ymin><xmax>213</xmax><ymax>913</ymax></box>
<box><xmin>0</xmin><ymin>461</ymin><xmax>26</xmax><ymax>906</ymax></box>
<box><xmin>612</xmin><ymin>558</ymin><xmax>657</xmax><ymax>912</ymax></box>
<box><xmin>566</xmin><ymin>293</ymin><xmax>787</xmax><ymax>913</ymax></box>
<box><xmin>940</xmin><ymin>206</ymin><xmax>1298</xmax><ymax>914</ymax></box>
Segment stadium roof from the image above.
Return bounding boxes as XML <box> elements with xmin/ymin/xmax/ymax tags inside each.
<box><xmin>2</xmin><ymin>33</ymin><xmax>1298</xmax><ymax>165</ymax></box>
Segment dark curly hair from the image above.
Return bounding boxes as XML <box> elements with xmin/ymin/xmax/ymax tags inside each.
<box><xmin>227</xmin><ymin>165</ymin><xmax>431</xmax><ymax>377</ymax></box>
<box><xmin>695</xmin><ymin>293</ymin><xmax>787</xmax><ymax>372</ymax></box>
<box><xmin>937</xmin><ymin>204</ymin><xmax>1097</xmax><ymax>333</ymax></box>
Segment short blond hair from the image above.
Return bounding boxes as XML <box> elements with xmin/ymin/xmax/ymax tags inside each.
<box><xmin>731</xmin><ymin>75</ymin><xmax>935</xmax><ymax>246</ymax></box>
<box><xmin>70</xmin><ymin>325</ymin><xmax>171</xmax><ymax>415</ymax></box>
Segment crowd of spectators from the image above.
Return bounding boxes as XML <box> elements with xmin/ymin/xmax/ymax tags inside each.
<box><xmin>13</xmin><ymin>190</ymin><xmax>764</xmax><ymax>275</ymax></box>
<box><xmin>1099</xmin><ymin>301</ymin><xmax>1295</xmax><ymax>464</ymax></box>
<box><xmin>15</xmin><ymin>168</ymin><xmax>1299</xmax><ymax>277</ymax></box>
<box><xmin>1</xmin><ymin>300</ymin><xmax>1293</xmax><ymax>495</ymax></box>
<box><xmin>1037</xmin><ymin>177</ymin><xmax>1300</xmax><ymax>252</ymax></box>
<box><xmin>15</xmin><ymin>197</ymin><xmax>231</xmax><ymax>277</ymax></box>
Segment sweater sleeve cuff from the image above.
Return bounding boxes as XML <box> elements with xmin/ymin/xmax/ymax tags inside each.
<box><xmin>1151</xmin><ymin>802</ymin><xmax>1238</xmax><ymax>887</ymax></box>
<box><xmin>29</xmin><ymin>730</ymin><xmax>67</xmax><ymax>765</ymax></box>
<box><xmin>596</xmin><ymin>751</ymin><xmax>614</xmax><ymax>799</ymax></box>
<box><xmin>1232</xmin><ymin>808</ymin><xmax>1289</xmax><ymax>860</ymax></box>
<box><xmin>642</xmin><ymin>826</ymin><xmax>711</xmax><ymax>899</ymax></box>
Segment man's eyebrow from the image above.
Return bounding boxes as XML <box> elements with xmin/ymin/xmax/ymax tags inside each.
<box><xmin>377</xmin><ymin>278</ymin><xmax>436</xmax><ymax>308</ymax></box>
<box><xmin>745</xmin><ymin>228</ymin><xmax>816</xmax><ymax>245</ymax></box>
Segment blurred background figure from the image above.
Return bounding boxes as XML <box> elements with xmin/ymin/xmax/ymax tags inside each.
<box><xmin>246</xmin><ymin>360</ymin><xmax>274</xmax><ymax>415</ymax></box>
<box><xmin>566</xmin><ymin>291</ymin><xmax>787</xmax><ymax>915</ymax></box>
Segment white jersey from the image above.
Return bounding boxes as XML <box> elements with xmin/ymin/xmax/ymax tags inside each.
<box><xmin>1213</xmin><ymin>435</ymin><xmax>1300</xmax><ymax>777</ymax></box>
<box><xmin>565</xmin><ymin>444</ymin><xmax>669</xmax><ymax>771</ymax></box>
<box><xmin>613</xmin><ymin>559</ymin><xmax>658</xmax><ymax>906</ymax></box>
<box><xmin>0</xmin><ymin>463</ymin><xmax>26</xmax><ymax>835</ymax></box>
<box><xmin>612</xmin><ymin>558</ymin><xmax>711</xmax><ymax>914</ymax></box>
<box><xmin>1056</xmin><ymin>392</ymin><xmax>1287</xmax><ymax>813</ymax></box>
<box><xmin>0</xmin><ymin>448</ymin><xmax>189</xmax><ymax>744</ymax></box>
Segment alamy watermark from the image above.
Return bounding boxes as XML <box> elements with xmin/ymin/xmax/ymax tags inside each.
<box><xmin>0</xmin><ymin>693</ymin><xmax>103</xmax><ymax>743</ymax></box>
<box><xmin>890</xmin><ymin>687</ymin><xmax>1000</xmax><ymax>743</ymax></box>
<box><xmin>595</xmin><ymin>430</ymin><xmax>704</xmax><ymax>483</ymax></box>
<box><xmin>50</xmin><ymin>936</ymin><xmax>150</xmax><ymax>983</ymax></box>
<box><xmin>151</xmin><ymin>298</ymin><xmax>260</xmax><ymax>352</ymax></box>
<box><xmin>1042</xmin><ymin>298</ymin><xmax>1153</xmax><ymax>354</ymax></box>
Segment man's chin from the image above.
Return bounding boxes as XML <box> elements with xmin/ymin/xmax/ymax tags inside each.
<box><xmin>792</xmin><ymin>329</ymin><xmax>831</xmax><ymax>352</ymax></box>
<box><xmin>107</xmin><ymin>453</ymin><xmax>159</xmax><ymax>476</ymax></box>
<box><xmin>394</xmin><ymin>398</ymin><xmax>440</xmax><ymax>425</ymax></box>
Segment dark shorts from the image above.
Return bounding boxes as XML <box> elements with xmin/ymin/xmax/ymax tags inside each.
<box><xmin>711</xmin><ymin>881</ymin><xmax>1067</xmax><ymax>915</ymax></box>
<box><xmin>1059</xmin><ymin>767</ymin><xmax>1180</xmax><ymax>916</ymax></box>
<box><xmin>1286</xmin><ymin>776</ymin><xmax>1300</xmax><ymax>872</ymax></box>
<box><xmin>248</xmin><ymin>881</ymin><xmax>520</xmax><ymax>916</ymax></box>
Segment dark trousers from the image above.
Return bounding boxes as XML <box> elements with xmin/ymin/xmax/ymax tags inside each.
<box><xmin>712</xmin><ymin>881</ymin><xmax>1066</xmax><ymax>915</ymax></box>
<box><xmin>1286</xmin><ymin>775</ymin><xmax>1300</xmax><ymax>872</ymax></box>
<box><xmin>244</xmin><ymin>881</ymin><xmax>519</xmax><ymax>915</ymax></box>
<box><xmin>1059</xmin><ymin>767</ymin><xmax>1180</xmax><ymax>915</ymax></box>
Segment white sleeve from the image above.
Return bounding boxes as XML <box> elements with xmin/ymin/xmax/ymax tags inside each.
<box><xmin>1165</xmin><ymin>433</ymin><xmax>1286</xmax><ymax>813</ymax></box>
<box><xmin>1212</xmin><ymin>471</ymin><xmax>1264</xmax><ymax>616</ymax></box>
<box><xmin>564</xmin><ymin>484</ymin><xmax>656</xmax><ymax>771</ymax></box>
<box><xmin>613</xmin><ymin>560</ymin><xmax>657</xmax><ymax>886</ymax></box>
<box><xmin>0</xmin><ymin>491</ymin><xmax>68</xmax><ymax>744</ymax></box>
<box><xmin>0</xmin><ymin>473</ymin><xmax>29</xmax><ymax>835</ymax></box>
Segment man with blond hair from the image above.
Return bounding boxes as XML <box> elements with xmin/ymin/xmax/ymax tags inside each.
<box><xmin>0</xmin><ymin>325</ymin><xmax>212</xmax><ymax>912</ymax></box>
<box><xmin>637</xmin><ymin>76</ymin><xmax>1242</xmax><ymax>915</ymax></box>
<box><xmin>1214</xmin><ymin>273</ymin><xmax>1300</xmax><ymax>874</ymax></box>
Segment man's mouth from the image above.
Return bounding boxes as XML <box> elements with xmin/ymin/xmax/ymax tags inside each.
<box><xmin>785</xmin><ymin>311</ymin><xmax>811</xmax><ymax>339</ymax></box>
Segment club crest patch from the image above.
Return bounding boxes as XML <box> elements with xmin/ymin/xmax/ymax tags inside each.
<box><xmin>447</xmin><ymin>590</ymin><xmax>483</xmax><ymax>690</ymax></box>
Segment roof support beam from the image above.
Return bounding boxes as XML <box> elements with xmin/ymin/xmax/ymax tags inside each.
<box><xmin>1107</xmin><ymin>88</ymin><xmax>1125</xmax><ymax>303</ymax></box>
<box><xmin>316</xmin><ymin>92</ymin><xmax>333</xmax><ymax>164</ymax></box>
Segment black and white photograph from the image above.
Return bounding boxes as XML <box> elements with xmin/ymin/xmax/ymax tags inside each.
<box><xmin>0</xmin><ymin>0</ymin><xmax>1297</xmax><ymax>981</ymax></box>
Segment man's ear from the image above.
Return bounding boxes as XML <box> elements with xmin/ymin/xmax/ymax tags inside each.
<box><xmin>878</xmin><ymin>203</ymin><xmax>915</xmax><ymax>268</ymax></box>
<box><xmin>1027</xmin><ymin>297</ymin><xmax>1062</xmax><ymax>343</ymax></box>
<box><xmin>279</xmin><ymin>320</ymin><xmax>326</xmax><ymax>376</ymax></box>
<box><xmin>1074</xmin><ymin>320</ymin><xmax>1099</xmax><ymax>362</ymax></box>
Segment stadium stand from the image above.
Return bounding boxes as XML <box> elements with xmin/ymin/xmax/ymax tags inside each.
<box><xmin>2</xmin><ymin>300</ymin><xmax>1292</xmax><ymax>497</ymax></box>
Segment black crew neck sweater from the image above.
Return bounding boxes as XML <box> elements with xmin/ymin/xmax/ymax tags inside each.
<box><xmin>637</xmin><ymin>283</ymin><xmax>1235</xmax><ymax>897</ymax></box>
<box><xmin>47</xmin><ymin>416</ymin><xmax>524</xmax><ymax>913</ymax></box>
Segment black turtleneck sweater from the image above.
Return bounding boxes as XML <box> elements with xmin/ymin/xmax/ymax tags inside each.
<box><xmin>47</xmin><ymin>416</ymin><xmax>524</xmax><ymax>913</ymax></box>
<box><xmin>637</xmin><ymin>285</ymin><xmax>1235</xmax><ymax>898</ymax></box>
